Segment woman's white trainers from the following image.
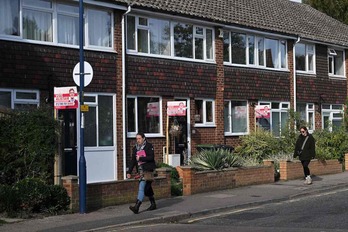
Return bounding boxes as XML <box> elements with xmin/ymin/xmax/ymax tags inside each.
<box><xmin>304</xmin><ymin>176</ymin><xmax>312</xmax><ymax>185</ymax></box>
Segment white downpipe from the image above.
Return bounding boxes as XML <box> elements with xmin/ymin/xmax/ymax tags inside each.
<box><xmin>293</xmin><ymin>36</ymin><xmax>301</xmax><ymax>112</ymax></box>
<box><xmin>122</xmin><ymin>6</ymin><xmax>131</xmax><ymax>180</ymax></box>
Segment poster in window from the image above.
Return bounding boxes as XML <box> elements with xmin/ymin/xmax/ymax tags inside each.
<box><xmin>147</xmin><ymin>102</ymin><xmax>160</xmax><ymax>117</ymax></box>
<box><xmin>167</xmin><ymin>101</ymin><xmax>186</xmax><ymax>116</ymax></box>
<box><xmin>255</xmin><ymin>105</ymin><xmax>270</xmax><ymax>119</ymax></box>
<box><xmin>234</xmin><ymin>106</ymin><xmax>247</xmax><ymax>118</ymax></box>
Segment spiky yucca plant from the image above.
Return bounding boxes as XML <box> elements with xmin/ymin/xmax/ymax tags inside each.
<box><xmin>189</xmin><ymin>148</ymin><xmax>242</xmax><ymax>171</ymax></box>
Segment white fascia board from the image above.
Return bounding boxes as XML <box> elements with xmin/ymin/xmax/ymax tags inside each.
<box><xmin>70</xmin><ymin>0</ymin><xmax>128</xmax><ymax>10</ymax></box>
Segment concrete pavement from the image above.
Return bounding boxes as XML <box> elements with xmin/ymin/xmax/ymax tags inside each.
<box><xmin>1</xmin><ymin>171</ymin><xmax>348</xmax><ymax>232</ymax></box>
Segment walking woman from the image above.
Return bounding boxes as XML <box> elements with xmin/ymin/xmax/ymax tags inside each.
<box><xmin>294</xmin><ymin>126</ymin><xmax>316</xmax><ymax>185</ymax></box>
<box><xmin>127</xmin><ymin>132</ymin><xmax>157</xmax><ymax>214</ymax></box>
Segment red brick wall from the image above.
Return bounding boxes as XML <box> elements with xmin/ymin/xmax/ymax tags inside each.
<box><xmin>62</xmin><ymin>168</ymin><xmax>171</xmax><ymax>212</ymax></box>
<box><xmin>224</xmin><ymin>67</ymin><xmax>291</xmax><ymax>101</ymax></box>
<box><xmin>0</xmin><ymin>41</ymin><xmax>118</xmax><ymax>100</ymax></box>
<box><xmin>126</xmin><ymin>56</ymin><xmax>217</xmax><ymax>98</ymax></box>
<box><xmin>215</xmin><ymin>28</ymin><xmax>225</xmax><ymax>145</ymax></box>
<box><xmin>176</xmin><ymin>165</ymin><xmax>274</xmax><ymax>196</ymax></box>
<box><xmin>279</xmin><ymin>159</ymin><xmax>342</xmax><ymax>180</ymax></box>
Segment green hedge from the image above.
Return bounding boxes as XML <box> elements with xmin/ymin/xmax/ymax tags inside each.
<box><xmin>0</xmin><ymin>178</ymin><xmax>70</xmax><ymax>218</ymax></box>
<box><xmin>0</xmin><ymin>107</ymin><xmax>58</xmax><ymax>185</ymax></box>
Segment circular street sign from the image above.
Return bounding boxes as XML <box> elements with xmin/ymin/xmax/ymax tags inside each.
<box><xmin>73</xmin><ymin>61</ymin><xmax>94</xmax><ymax>87</ymax></box>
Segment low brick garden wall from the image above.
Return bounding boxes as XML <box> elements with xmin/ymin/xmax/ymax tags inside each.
<box><xmin>62</xmin><ymin>168</ymin><xmax>171</xmax><ymax>212</ymax></box>
<box><xmin>278</xmin><ymin>159</ymin><xmax>343</xmax><ymax>181</ymax></box>
<box><xmin>176</xmin><ymin>164</ymin><xmax>274</xmax><ymax>196</ymax></box>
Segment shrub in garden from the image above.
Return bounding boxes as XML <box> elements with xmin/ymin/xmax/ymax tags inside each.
<box><xmin>0</xmin><ymin>107</ymin><xmax>70</xmax><ymax>217</ymax></box>
<box><xmin>313</xmin><ymin>128</ymin><xmax>348</xmax><ymax>162</ymax></box>
<box><xmin>0</xmin><ymin>107</ymin><xmax>58</xmax><ymax>185</ymax></box>
<box><xmin>0</xmin><ymin>178</ymin><xmax>70</xmax><ymax>217</ymax></box>
<box><xmin>234</xmin><ymin>129</ymin><xmax>281</xmax><ymax>162</ymax></box>
<box><xmin>157</xmin><ymin>163</ymin><xmax>182</xmax><ymax>196</ymax></box>
<box><xmin>189</xmin><ymin>148</ymin><xmax>242</xmax><ymax>171</ymax></box>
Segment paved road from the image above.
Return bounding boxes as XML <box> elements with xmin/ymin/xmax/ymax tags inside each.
<box><xmin>111</xmin><ymin>188</ymin><xmax>348</xmax><ymax>232</ymax></box>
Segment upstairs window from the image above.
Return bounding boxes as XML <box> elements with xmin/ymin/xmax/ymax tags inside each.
<box><xmin>127</xmin><ymin>15</ymin><xmax>214</xmax><ymax>61</ymax></box>
<box><xmin>295</xmin><ymin>43</ymin><xmax>315</xmax><ymax>73</ymax></box>
<box><xmin>223</xmin><ymin>31</ymin><xmax>287</xmax><ymax>70</ymax></box>
<box><xmin>57</xmin><ymin>3</ymin><xmax>79</xmax><ymax>45</ymax></box>
<box><xmin>328</xmin><ymin>48</ymin><xmax>345</xmax><ymax>77</ymax></box>
<box><xmin>0</xmin><ymin>0</ymin><xmax>113</xmax><ymax>50</ymax></box>
<box><xmin>0</xmin><ymin>0</ymin><xmax>19</xmax><ymax>36</ymax></box>
<box><xmin>23</xmin><ymin>0</ymin><xmax>53</xmax><ymax>42</ymax></box>
<box><xmin>87</xmin><ymin>9</ymin><xmax>112</xmax><ymax>48</ymax></box>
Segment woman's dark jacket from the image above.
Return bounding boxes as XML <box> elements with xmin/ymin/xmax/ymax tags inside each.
<box><xmin>127</xmin><ymin>141</ymin><xmax>156</xmax><ymax>174</ymax></box>
<box><xmin>293</xmin><ymin>133</ymin><xmax>316</xmax><ymax>161</ymax></box>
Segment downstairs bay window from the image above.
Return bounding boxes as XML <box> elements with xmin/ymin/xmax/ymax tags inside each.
<box><xmin>322</xmin><ymin>104</ymin><xmax>343</xmax><ymax>131</ymax></box>
<box><xmin>297</xmin><ymin>103</ymin><xmax>315</xmax><ymax>132</ymax></box>
<box><xmin>127</xmin><ymin>96</ymin><xmax>162</xmax><ymax>136</ymax></box>
<box><xmin>0</xmin><ymin>88</ymin><xmax>39</xmax><ymax>110</ymax></box>
<box><xmin>194</xmin><ymin>99</ymin><xmax>215</xmax><ymax>126</ymax></box>
<box><xmin>257</xmin><ymin>102</ymin><xmax>289</xmax><ymax>136</ymax></box>
<box><xmin>224</xmin><ymin>100</ymin><xmax>248</xmax><ymax>135</ymax></box>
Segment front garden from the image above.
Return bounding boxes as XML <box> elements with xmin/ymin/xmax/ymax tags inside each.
<box><xmin>0</xmin><ymin>107</ymin><xmax>70</xmax><ymax>218</ymax></box>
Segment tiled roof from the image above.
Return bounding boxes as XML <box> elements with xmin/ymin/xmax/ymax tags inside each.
<box><xmin>120</xmin><ymin>0</ymin><xmax>348</xmax><ymax>47</ymax></box>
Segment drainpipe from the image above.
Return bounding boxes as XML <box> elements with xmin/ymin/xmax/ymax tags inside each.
<box><xmin>293</xmin><ymin>36</ymin><xmax>301</xmax><ymax>113</ymax></box>
<box><xmin>122</xmin><ymin>5</ymin><xmax>131</xmax><ymax>179</ymax></box>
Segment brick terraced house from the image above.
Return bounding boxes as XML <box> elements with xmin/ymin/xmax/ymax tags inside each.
<box><xmin>1</xmin><ymin>0</ymin><xmax>348</xmax><ymax>184</ymax></box>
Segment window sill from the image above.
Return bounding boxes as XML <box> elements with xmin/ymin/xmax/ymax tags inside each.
<box><xmin>0</xmin><ymin>36</ymin><xmax>117</xmax><ymax>53</ymax></box>
<box><xmin>127</xmin><ymin>133</ymin><xmax>165</xmax><ymax>138</ymax></box>
<box><xmin>224</xmin><ymin>62</ymin><xmax>289</xmax><ymax>72</ymax></box>
<box><xmin>295</xmin><ymin>71</ymin><xmax>316</xmax><ymax>75</ymax></box>
<box><xmin>127</xmin><ymin>51</ymin><xmax>216</xmax><ymax>64</ymax></box>
<box><xmin>194</xmin><ymin>124</ymin><xmax>216</xmax><ymax>128</ymax></box>
<box><xmin>329</xmin><ymin>75</ymin><xmax>346</xmax><ymax>80</ymax></box>
<box><xmin>224</xmin><ymin>132</ymin><xmax>248</xmax><ymax>136</ymax></box>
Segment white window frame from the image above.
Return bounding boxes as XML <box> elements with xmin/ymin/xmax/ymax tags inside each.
<box><xmin>328</xmin><ymin>48</ymin><xmax>345</xmax><ymax>78</ymax></box>
<box><xmin>297</xmin><ymin>103</ymin><xmax>315</xmax><ymax>133</ymax></box>
<box><xmin>126</xmin><ymin>95</ymin><xmax>163</xmax><ymax>138</ymax></box>
<box><xmin>0</xmin><ymin>88</ymin><xmax>40</xmax><ymax>109</ymax></box>
<box><xmin>295</xmin><ymin>43</ymin><xmax>316</xmax><ymax>74</ymax></box>
<box><xmin>258</xmin><ymin>101</ymin><xmax>290</xmax><ymax>136</ymax></box>
<box><xmin>126</xmin><ymin>15</ymin><xmax>215</xmax><ymax>62</ymax></box>
<box><xmin>83</xmin><ymin>93</ymin><xmax>116</xmax><ymax>148</ymax></box>
<box><xmin>223</xmin><ymin>31</ymin><xmax>288</xmax><ymax>71</ymax></box>
<box><xmin>0</xmin><ymin>0</ymin><xmax>114</xmax><ymax>51</ymax></box>
<box><xmin>224</xmin><ymin>100</ymin><xmax>249</xmax><ymax>136</ymax></box>
<box><xmin>321</xmin><ymin>104</ymin><xmax>343</xmax><ymax>131</ymax></box>
<box><xmin>194</xmin><ymin>99</ymin><xmax>215</xmax><ymax>127</ymax></box>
